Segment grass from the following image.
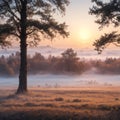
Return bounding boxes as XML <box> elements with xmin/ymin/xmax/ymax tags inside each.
<box><xmin>0</xmin><ymin>87</ymin><xmax>120</xmax><ymax>119</ymax></box>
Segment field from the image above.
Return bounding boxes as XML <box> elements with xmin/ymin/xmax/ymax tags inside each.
<box><xmin>0</xmin><ymin>87</ymin><xmax>120</xmax><ymax>120</ymax></box>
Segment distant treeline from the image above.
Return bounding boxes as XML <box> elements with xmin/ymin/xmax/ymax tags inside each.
<box><xmin>0</xmin><ymin>48</ymin><xmax>120</xmax><ymax>76</ymax></box>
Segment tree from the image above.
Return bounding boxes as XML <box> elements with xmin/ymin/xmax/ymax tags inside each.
<box><xmin>89</xmin><ymin>0</ymin><xmax>120</xmax><ymax>54</ymax></box>
<box><xmin>0</xmin><ymin>0</ymin><xmax>69</xmax><ymax>94</ymax></box>
<box><xmin>61</xmin><ymin>48</ymin><xmax>79</xmax><ymax>72</ymax></box>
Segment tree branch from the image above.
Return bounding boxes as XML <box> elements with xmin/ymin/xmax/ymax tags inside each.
<box><xmin>3</xmin><ymin>0</ymin><xmax>20</xmax><ymax>21</ymax></box>
<box><xmin>15</xmin><ymin>0</ymin><xmax>21</xmax><ymax>13</ymax></box>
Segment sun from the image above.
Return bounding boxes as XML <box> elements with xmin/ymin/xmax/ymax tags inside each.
<box><xmin>78</xmin><ymin>29</ymin><xmax>91</xmax><ymax>43</ymax></box>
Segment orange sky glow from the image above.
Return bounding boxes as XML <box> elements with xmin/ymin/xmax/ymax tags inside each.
<box><xmin>40</xmin><ymin>0</ymin><xmax>118</xmax><ymax>49</ymax></box>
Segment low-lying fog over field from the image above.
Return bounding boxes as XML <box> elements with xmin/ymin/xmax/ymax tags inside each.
<box><xmin>0</xmin><ymin>46</ymin><xmax>120</xmax><ymax>88</ymax></box>
<box><xmin>0</xmin><ymin>74</ymin><xmax>120</xmax><ymax>89</ymax></box>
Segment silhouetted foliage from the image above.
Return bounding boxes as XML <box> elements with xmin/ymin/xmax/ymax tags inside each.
<box><xmin>93</xmin><ymin>32</ymin><xmax>120</xmax><ymax>54</ymax></box>
<box><xmin>61</xmin><ymin>48</ymin><xmax>79</xmax><ymax>72</ymax></box>
<box><xmin>92</xmin><ymin>58</ymin><xmax>120</xmax><ymax>74</ymax></box>
<box><xmin>0</xmin><ymin>49</ymin><xmax>120</xmax><ymax>76</ymax></box>
<box><xmin>90</xmin><ymin>0</ymin><xmax>120</xmax><ymax>53</ymax></box>
<box><xmin>0</xmin><ymin>24</ymin><xmax>12</xmax><ymax>47</ymax></box>
<box><xmin>0</xmin><ymin>0</ymin><xmax>69</xmax><ymax>93</ymax></box>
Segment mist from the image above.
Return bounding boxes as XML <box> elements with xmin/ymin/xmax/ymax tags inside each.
<box><xmin>0</xmin><ymin>46</ymin><xmax>120</xmax><ymax>89</ymax></box>
<box><xmin>0</xmin><ymin>46</ymin><xmax>120</xmax><ymax>60</ymax></box>
<box><xmin>0</xmin><ymin>73</ymin><xmax>120</xmax><ymax>89</ymax></box>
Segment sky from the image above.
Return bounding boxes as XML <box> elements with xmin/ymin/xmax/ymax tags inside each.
<box><xmin>1</xmin><ymin>0</ymin><xmax>117</xmax><ymax>49</ymax></box>
<box><xmin>40</xmin><ymin>0</ymin><xmax>118</xmax><ymax>49</ymax></box>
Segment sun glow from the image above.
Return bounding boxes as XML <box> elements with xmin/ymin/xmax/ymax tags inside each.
<box><xmin>78</xmin><ymin>29</ymin><xmax>91</xmax><ymax>43</ymax></box>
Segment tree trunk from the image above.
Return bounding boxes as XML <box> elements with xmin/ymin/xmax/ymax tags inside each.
<box><xmin>17</xmin><ymin>1</ymin><xmax>27</xmax><ymax>94</ymax></box>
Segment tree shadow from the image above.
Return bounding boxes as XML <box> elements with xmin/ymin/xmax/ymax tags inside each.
<box><xmin>0</xmin><ymin>92</ymin><xmax>19</xmax><ymax>103</ymax></box>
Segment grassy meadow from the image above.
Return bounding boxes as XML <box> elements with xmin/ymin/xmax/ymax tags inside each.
<box><xmin>0</xmin><ymin>87</ymin><xmax>120</xmax><ymax>120</ymax></box>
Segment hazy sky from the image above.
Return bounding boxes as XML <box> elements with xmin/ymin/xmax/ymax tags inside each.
<box><xmin>40</xmin><ymin>0</ymin><xmax>118</xmax><ymax>49</ymax></box>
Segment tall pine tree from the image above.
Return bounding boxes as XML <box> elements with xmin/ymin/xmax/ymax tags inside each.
<box><xmin>0</xmin><ymin>0</ymin><xmax>69</xmax><ymax>94</ymax></box>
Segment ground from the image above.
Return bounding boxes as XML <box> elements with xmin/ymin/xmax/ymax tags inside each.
<box><xmin>0</xmin><ymin>86</ymin><xmax>120</xmax><ymax>120</ymax></box>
